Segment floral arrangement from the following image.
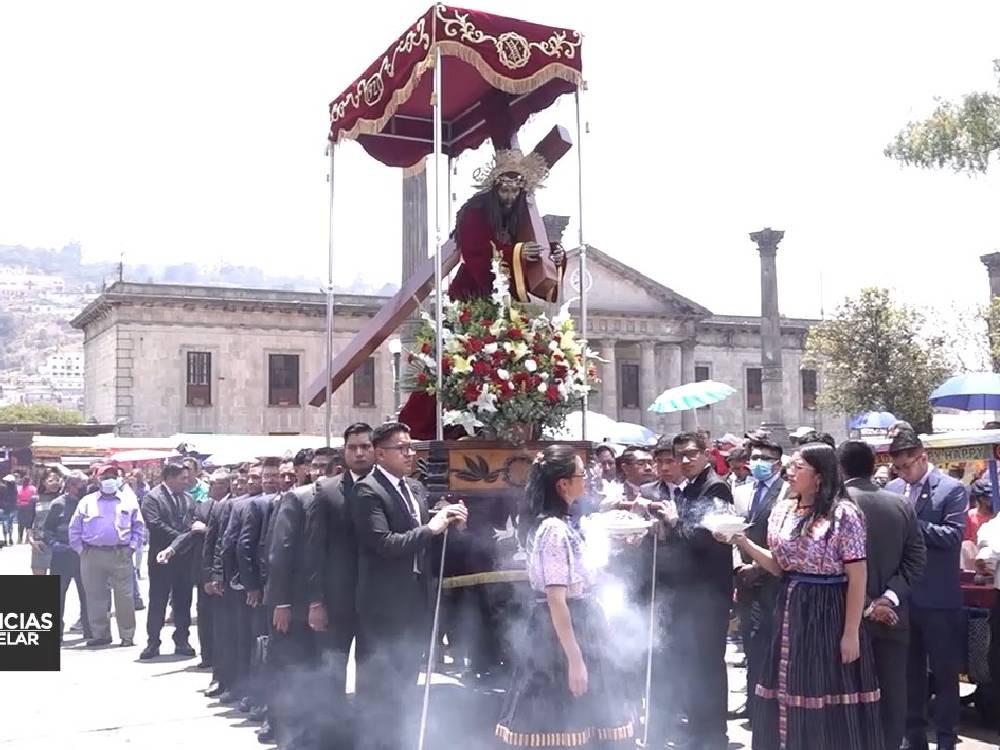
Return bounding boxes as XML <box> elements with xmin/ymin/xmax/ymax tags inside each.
<box><xmin>405</xmin><ymin>257</ymin><xmax>599</xmax><ymax>442</ymax></box>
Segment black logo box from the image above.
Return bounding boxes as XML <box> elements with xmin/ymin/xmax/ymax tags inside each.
<box><xmin>0</xmin><ymin>575</ymin><xmax>60</xmax><ymax>671</ymax></box>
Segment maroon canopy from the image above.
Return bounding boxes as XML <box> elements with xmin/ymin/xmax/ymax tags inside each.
<box><xmin>328</xmin><ymin>4</ymin><xmax>583</xmax><ymax>169</ymax></box>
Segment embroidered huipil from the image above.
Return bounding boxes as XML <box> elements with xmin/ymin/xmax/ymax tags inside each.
<box><xmin>528</xmin><ymin>516</ymin><xmax>592</xmax><ymax>598</ymax></box>
<box><xmin>767</xmin><ymin>498</ymin><xmax>868</xmax><ymax>574</ymax></box>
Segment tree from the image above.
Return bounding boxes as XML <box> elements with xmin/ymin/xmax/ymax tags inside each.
<box><xmin>885</xmin><ymin>59</ymin><xmax>1000</xmax><ymax>173</ymax></box>
<box><xmin>805</xmin><ymin>288</ymin><xmax>954</xmax><ymax>432</ymax></box>
<box><xmin>0</xmin><ymin>404</ymin><xmax>84</xmax><ymax>424</ymax></box>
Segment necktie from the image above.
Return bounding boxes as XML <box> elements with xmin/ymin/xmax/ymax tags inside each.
<box><xmin>749</xmin><ymin>482</ymin><xmax>767</xmax><ymax>519</ymax></box>
<box><xmin>165</xmin><ymin>488</ymin><xmax>179</xmax><ymax>525</ymax></box>
<box><xmin>398</xmin><ymin>479</ymin><xmax>419</xmax><ymax>526</ymax></box>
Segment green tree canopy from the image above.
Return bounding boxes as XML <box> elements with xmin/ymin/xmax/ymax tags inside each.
<box><xmin>0</xmin><ymin>404</ymin><xmax>84</xmax><ymax>424</ymax></box>
<box><xmin>806</xmin><ymin>288</ymin><xmax>954</xmax><ymax>432</ymax></box>
<box><xmin>885</xmin><ymin>59</ymin><xmax>1000</xmax><ymax>173</ymax></box>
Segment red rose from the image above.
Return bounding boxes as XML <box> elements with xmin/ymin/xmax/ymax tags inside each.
<box><xmin>420</xmin><ymin>341</ymin><xmax>431</xmax><ymax>355</ymax></box>
<box><xmin>417</xmin><ymin>372</ymin><xmax>429</xmax><ymax>386</ymax></box>
<box><xmin>546</xmin><ymin>385</ymin><xmax>560</xmax><ymax>404</ymax></box>
<box><xmin>533</xmin><ymin>342</ymin><xmax>547</xmax><ymax>354</ymax></box>
<box><xmin>459</xmin><ymin>309</ymin><xmax>472</xmax><ymax>324</ymax></box>
<box><xmin>442</xmin><ymin>356</ymin><xmax>453</xmax><ymax>374</ymax></box>
<box><xmin>499</xmin><ymin>388</ymin><xmax>515</xmax><ymax>402</ymax></box>
<box><xmin>553</xmin><ymin>353</ymin><xmax>564</xmax><ymax>362</ymax></box>
<box><xmin>554</xmin><ymin>365</ymin><xmax>569</xmax><ymax>381</ymax></box>
<box><xmin>481</xmin><ymin>319</ymin><xmax>494</xmax><ymax>329</ymax></box>
<box><xmin>473</xmin><ymin>361</ymin><xmax>490</xmax><ymax>376</ymax></box>
<box><xmin>508</xmin><ymin>327</ymin><xmax>522</xmax><ymax>339</ymax></box>
<box><xmin>467</xmin><ymin>337</ymin><xmax>483</xmax><ymax>353</ymax></box>
<box><xmin>483</xmin><ymin>334</ymin><xmax>497</xmax><ymax>345</ymax></box>
<box><xmin>464</xmin><ymin>383</ymin><xmax>480</xmax><ymax>403</ymax></box>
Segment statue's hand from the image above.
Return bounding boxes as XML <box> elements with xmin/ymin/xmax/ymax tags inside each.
<box><xmin>521</xmin><ymin>241</ymin><xmax>543</xmax><ymax>262</ymax></box>
<box><xmin>549</xmin><ymin>243</ymin><xmax>565</xmax><ymax>265</ymax></box>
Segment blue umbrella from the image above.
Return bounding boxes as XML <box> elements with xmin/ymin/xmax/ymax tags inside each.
<box><xmin>849</xmin><ymin>411</ymin><xmax>897</xmax><ymax>430</ymax></box>
<box><xmin>930</xmin><ymin>372</ymin><xmax>1000</xmax><ymax>411</ymax></box>
<box><xmin>648</xmin><ymin>380</ymin><xmax>736</xmax><ymax>414</ymax></box>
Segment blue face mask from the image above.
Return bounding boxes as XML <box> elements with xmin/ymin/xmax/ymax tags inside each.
<box><xmin>749</xmin><ymin>459</ymin><xmax>775</xmax><ymax>482</ymax></box>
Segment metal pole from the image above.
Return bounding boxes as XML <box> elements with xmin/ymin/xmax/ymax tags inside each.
<box><xmin>447</xmin><ymin>156</ymin><xmax>454</xmax><ymax>233</ymax></box>
<box><xmin>417</xmin><ymin>527</ymin><xmax>449</xmax><ymax>750</ymax></box>
<box><xmin>575</xmin><ymin>89</ymin><xmax>588</xmax><ymax>440</ymax></box>
<box><xmin>325</xmin><ymin>145</ymin><xmax>336</xmax><ymax>448</ymax></box>
<box><xmin>433</xmin><ymin>45</ymin><xmax>444</xmax><ymax>441</ymax></box>
<box><xmin>642</xmin><ymin>534</ymin><xmax>658</xmax><ymax>748</ymax></box>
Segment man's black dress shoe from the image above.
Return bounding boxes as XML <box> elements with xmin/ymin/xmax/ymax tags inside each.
<box><xmin>175</xmin><ymin>643</ymin><xmax>196</xmax><ymax>657</ymax></box>
<box><xmin>248</xmin><ymin>705</ymin><xmax>268</xmax><ymax>722</ymax></box>
<box><xmin>237</xmin><ymin>696</ymin><xmax>254</xmax><ymax>713</ymax></box>
<box><xmin>205</xmin><ymin>684</ymin><xmax>226</xmax><ymax>698</ymax></box>
<box><xmin>139</xmin><ymin>645</ymin><xmax>160</xmax><ymax>660</ymax></box>
<box><xmin>218</xmin><ymin>691</ymin><xmax>240</xmax><ymax>705</ymax></box>
<box><xmin>256</xmin><ymin>722</ymin><xmax>275</xmax><ymax>744</ymax></box>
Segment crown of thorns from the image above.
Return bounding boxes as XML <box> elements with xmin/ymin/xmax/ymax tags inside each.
<box><xmin>472</xmin><ymin>149</ymin><xmax>548</xmax><ymax>193</ymax></box>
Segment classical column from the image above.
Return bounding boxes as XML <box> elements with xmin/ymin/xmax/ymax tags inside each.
<box><xmin>660</xmin><ymin>343</ymin><xmax>683</xmax><ymax>435</ymax></box>
<box><xmin>399</xmin><ymin>169</ymin><xmax>429</xmax><ymax>395</ymax></box>
<box><xmin>680</xmin><ymin>341</ymin><xmax>696</xmax><ymax>431</ymax></box>
<box><xmin>640</xmin><ymin>340</ymin><xmax>658</xmax><ymax>429</ymax></box>
<box><xmin>981</xmin><ymin>252</ymin><xmax>1000</xmax><ymax>299</ymax></box>
<box><xmin>599</xmin><ymin>339</ymin><xmax>618</xmax><ymax>421</ymax></box>
<box><xmin>750</xmin><ymin>227</ymin><xmax>789</xmax><ymax>446</ymax></box>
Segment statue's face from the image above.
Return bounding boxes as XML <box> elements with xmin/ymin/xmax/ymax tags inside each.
<box><xmin>495</xmin><ymin>174</ymin><xmax>522</xmax><ymax>211</ymax></box>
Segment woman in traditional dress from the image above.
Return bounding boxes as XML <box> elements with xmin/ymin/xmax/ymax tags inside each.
<box><xmin>496</xmin><ymin>444</ymin><xmax>634</xmax><ymax>748</ymax></box>
<box><xmin>724</xmin><ymin>442</ymin><xmax>883</xmax><ymax>750</ymax></box>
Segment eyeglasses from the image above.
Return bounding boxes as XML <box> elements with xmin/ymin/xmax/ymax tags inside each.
<box><xmin>676</xmin><ymin>449</ymin><xmax>703</xmax><ymax>460</ymax></box>
<box><xmin>570</xmin><ymin>472</ymin><xmax>587</xmax><ymax>478</ymax></box>
<box><xmin>382</xmin><ymin>444</ymin><xmax>417</xmax><ymax>455</ymax></box>
<box><xmin>891</xmin><ymin>455</ymin><xmax>922</xmax><ymax>473</ymax></box>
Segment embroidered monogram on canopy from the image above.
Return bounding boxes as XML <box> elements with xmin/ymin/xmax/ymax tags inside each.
<box><xmin>327</xmin><ymin>4</ymin><xmax>584</xmax><ymax>169</ymax></box>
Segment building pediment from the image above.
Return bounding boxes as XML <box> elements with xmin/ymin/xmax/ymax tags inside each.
<box><xmin>572</xmin><ymin>246</ymin><xmax>710</xmax><ymax>318</ymax></box>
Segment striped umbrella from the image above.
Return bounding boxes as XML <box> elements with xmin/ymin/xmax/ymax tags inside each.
<box><xmin>648</xmin><ymin>380</ymin><xmax>737</xmax><ymax>414</ymax></box>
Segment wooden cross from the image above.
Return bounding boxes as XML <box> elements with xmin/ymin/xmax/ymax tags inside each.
<box><xmin>307</xmin><ymin>111</ymin><xmax>572</xmax><ymax>406</ymax></box>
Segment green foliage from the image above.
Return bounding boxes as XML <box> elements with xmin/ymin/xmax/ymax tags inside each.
<box><xmin>805</xmin><ymin>288</ymin><xmax>954</xmax><ymax>432</ymax></box>
<box><xmin>885</xmin><ymin>60</ymin><xmax>1000</xmax><ymax>173</ymax></box>
<box><xmin>0</xmin><ymin>403</ymin><xmax>84</xmax><ymax>425</ymax></box>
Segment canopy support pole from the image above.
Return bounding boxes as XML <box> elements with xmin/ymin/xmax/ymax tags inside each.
<box><xmin>990</xmin><ymin>459</ymin><xmax>1000</xmax><ymax>514</ymax></box>
<box><xmin>325</xmin><ymin>144</ymin><xmax>337</xmax><ymax>448</ymax></box>
<box><xmin>433</xmin><ymin>45</ymin><xmax>444</xmax><ymax>441</ymax></box>
<box><xmin>575</xmin><ymin>89</ymin><xmax>588</xmax><ymax>441</ymax></box>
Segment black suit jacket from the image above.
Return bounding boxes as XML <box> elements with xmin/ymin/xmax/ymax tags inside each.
<box><xmin>41</xmin><ymin>492</ymin><xmax>81</xmax><ymax>550</ymax></box>
<box><xmin>238</xmin><ymin>493</ymin><xmax>278</xmax><ymax>593</ymax></box>
<box><xmin>846</xmin><ymin>478</ymin><xmax>927</xmax><ymax>641</ymax></box>
<box><xmin>220</xmin><ymin>494</ymin><xmax>252</xmax><ymax>588</ymax></box>
<box><xmin>209</xmin><ymin>497</ymin><xmax>236</xmax><ymax>585</ymax></box>
<box><xmin>167</xmin><ymin>496</ymin><xmax>216</xmax><ymax>583</ymax></box>
<box><xmin>305</xmin><ymin>473</ymin><xmax>360</xmax><ymax>621</ymax></box>
<box><xmin>141</xmin><ymin>484</ymin><xmax>195</xmax><ymax>559</ymax></box>
<box><xmin>350</xmin><ymin>467</ymin><xmax>434</xmax><ymax>630</ymax></box>
<box><xmin>266</xmin><ymin>485</ymin><xmax>312</xmax><ymax>621</ymax></box>
<box><xmin>736</xmin><ymin>477</ymin><xmax>785</xmax><ymax>608</ymax></box>
<box><xmin>661</xmin><ymin>467</ymin><xmax>735</xmax><ymax>594</ymax></box>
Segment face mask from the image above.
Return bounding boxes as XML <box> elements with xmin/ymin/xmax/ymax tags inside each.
<box><xmin>99</xmin><ymin>478</ymin><xmax>120</xmax><ymax>495</ymax></box>
<box><xmin>749</xmin><ymin>459</ymin><xmax>775</xmax><ymax>482</ymax></box>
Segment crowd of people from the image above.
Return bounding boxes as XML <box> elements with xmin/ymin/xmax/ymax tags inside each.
<box><xmin>8</xmin><ymin>417</ymin><xmax>997</xmax><ymax>750</ymax></box>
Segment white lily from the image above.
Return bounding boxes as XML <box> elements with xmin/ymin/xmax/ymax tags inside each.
<box><xmin>496</xmin><ymin>368</ymin><xmax>511</xmax><ymax>381</ymax></box>
<box><xmin>472</xmin><ymin>384</ymin><xmax>498</xmax><ymax>414</ymax></box>
<box><xmin>524</xmin><ymin>358</ymin><xmax>538</xmax><ymax>373</ymax></box>
<box><xmin>443</xmin><ymin>409</ymin><xmax>483</xmax><ymax>437</ymax></box>
<box><xmin>484</xmin><ymin>342</ymin><xmax>498</xmax><ymax>355</ymax></box>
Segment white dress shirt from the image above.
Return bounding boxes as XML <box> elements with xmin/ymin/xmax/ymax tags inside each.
<box><xmin>375</xmin><ymin>464</ymin><xmax>422</xmax><ymax>573</ymax></box>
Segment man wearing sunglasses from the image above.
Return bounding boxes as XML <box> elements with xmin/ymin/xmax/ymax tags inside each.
<box><xmin>350</xmin><ymin>421</ymin><xmax>468</xmax><ymax>750</ymax></box>
<box><xmin>887</xmin><ymin>431</ymin><xmax>967</xmax><ymax>750</ymax></box>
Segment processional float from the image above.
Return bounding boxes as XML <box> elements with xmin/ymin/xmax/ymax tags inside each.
<box><xmin>304</xmin><ymin>5</ymin><xmax>652</xmax><ymax>748</ymax></box>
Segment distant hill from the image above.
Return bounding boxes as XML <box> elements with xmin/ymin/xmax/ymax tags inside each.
<box><xmin>0</xmin><ymin>242</ymin><xmax>400</xmax><ymax>297</ymax></box>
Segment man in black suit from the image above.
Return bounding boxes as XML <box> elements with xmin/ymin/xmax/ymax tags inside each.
<box><xmin>215</xmin><ymin>466</ymin><xmax>262</xmax><ymax>704</ymax></box>
<box><xmin>205</xmin><ymin>473</ymin><xmax>241</xmax><ymax>698</ymax></box>
<box><xmin>658</xmin><ymin>431</ymin><xmax>734</xmax><ymax>750</ymax></box>
<box><xmin>305</xmin><ymin>430</ymin><xmax>372</xmax><ymax>702</ymax></box>
<box><xmin>237</xmin><ymin>457</ymin><xmax>282</xmax><ymax>716</ymax></box>
<box><xmin>265</xmin><ymin>463</ymin><xmax>320</xmax><ymax>750</ymax></box>
<box><xmin>888</xmin><ymin>431</ymin><xmax>968</xmax><ymax>750</ymax></box>
<box><xmin>140</xmin><ymin>462</ymin><xmax>198</xmax><ymax>660</ymax></box>
<box><xmin>731</xmin><ymin>435</ymin><xmax>786</xmax><ymax>723</ymax></box>
<box><xmin>157</xmin><ymin>468</ymin><xmax>232</xmax><ymax>669</ymax></box>
<box><xmin>839</xmin><ymin>440</ymin><xmax>927</xmax><ymax>750</ymax></box>
<box><xmin>350</xmin><ymin>422</ymin><xmax>467</xmax><ymax>750</ymax></box>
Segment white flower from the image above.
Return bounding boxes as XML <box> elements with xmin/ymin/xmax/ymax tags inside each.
<box><xmin>418</xmin><ymin>353</ymin><xmax>436</xmax><ymax>369</ymax></box>
<box><xmin>524</xmin><ymin>359</ymin><xmax>537</xmax><ymax>373</ymax></box>
<box><xmin>497</xmin><ymin>368</ymin><xmax>511</xmax><ymax>381</ymax></box>
<box><xmin>552</xmin><ymin>300</ymin><xmax>572</xmax><ymax>327</ymax></box>
<box><xmin>472</xmin><ymin>384</ymin><xmax>498</xmax><ymax>414</ymax></box>
<box><xmin>537</xmin><ymin>382</ymin><xmax>548</xmax><ymax>394</ymax></box>
<box><xmin>443</xmin><ymin>409</ymin><xmax>483</xmax><ymax>437</ymax></box>
<box><xmin>484</xmin><ymin>342</ymin><xmax>498</xmax><ymax>355</ymax></box>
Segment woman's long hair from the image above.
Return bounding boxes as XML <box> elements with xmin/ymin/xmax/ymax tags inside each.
<box><xmin>793</xmin><ymin>442</ymin><xmax>852</xmax><ymax>537</ymax></box>
<box><xmin>453</xmin><ymin>186</ymin><xmax>528</xmax><ymax>243</ymax></box>
<box><xmin>518</xmin><ymin>444</ymin><xmax>578</xmax><ymax>545</ymax></box>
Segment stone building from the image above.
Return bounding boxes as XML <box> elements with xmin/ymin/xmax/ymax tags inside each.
<box><xmin>73</xmin><ymin>251</ymin><xmax>843</xmax><ymax>439</ymax></box>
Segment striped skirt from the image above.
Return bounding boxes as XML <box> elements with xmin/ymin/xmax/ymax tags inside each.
<box><xmin>496</xmin><ymin>596</ymin><xmax>634</xmax><ymax>747</ymax></box>
<box><xmin>752</xmin><ymin>573</ymin><xmax>883</xmax><ymax>750</ymax></box>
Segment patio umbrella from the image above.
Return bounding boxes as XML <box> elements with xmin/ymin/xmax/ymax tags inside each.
<box><xmin>547</xmin><ymin>411</ymin><xmax>657</xmax><ymax>445</ymax></box>
<box><xmin>849</xmin><ymin>411</ymin><xmax>897</xmax><ymax>430</ymax></box>
<box><xmin>929</xmin><ymin>372</ymin><xmax>1000</xmax><ymax>411</ymax></box>
<box><xmin>648</xmin><ymin>380</ymin><xmax>736</xmax><ymax>414</ymax></box>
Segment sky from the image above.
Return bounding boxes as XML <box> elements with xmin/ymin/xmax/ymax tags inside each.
<box><xmin>3</xmin><ymin>1</ymin><xmax>1000</xmax><ymax>320</ymax></box>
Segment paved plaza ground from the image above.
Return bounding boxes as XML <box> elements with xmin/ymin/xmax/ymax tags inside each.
<box><xmin>1</xmin><ymin>542</ymin><xmax>996</xmax><ymax>750</ymax></box>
